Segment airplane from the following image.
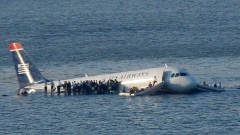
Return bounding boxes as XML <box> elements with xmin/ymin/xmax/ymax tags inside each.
<box><xmin>9</xmin><ymin>42</ymin><xmax>224</xmax><ymax>95</ymax></box>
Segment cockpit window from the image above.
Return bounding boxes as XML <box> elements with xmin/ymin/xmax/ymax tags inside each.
<box><xmin>171</xmin><ymin>73</ymin><xmax>188</xmax><ymax>78</ymax></box>
<box><xmin>180</xmin><ymin>73</ymin><xmax>187</xmax><ymax>76</ymax></box>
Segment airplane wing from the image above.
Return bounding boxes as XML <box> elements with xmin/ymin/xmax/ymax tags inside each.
<box><xmin>195</xmin><ymin>84</ymin><xmax>225</xmax><ymax>92</ymax></box>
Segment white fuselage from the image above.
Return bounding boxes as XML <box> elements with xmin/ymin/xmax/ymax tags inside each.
<box><xmin>26</xmin><ymin>66</ymin><xmax>197</xmax><ymax>93</ymax></box>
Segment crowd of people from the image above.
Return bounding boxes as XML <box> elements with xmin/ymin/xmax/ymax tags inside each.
<box><xmin>45</xmin><ymin>76</ymin><xmax>159</xmax><ymax>95</ymax></box>
<box><xmin>50</xmin><ymin>79</ymin><xmax>121</xmax><ymax>95</ymax></box>
<box><xmin>203</xmin><ymin>81</ymin><xmax>222</xmax><ymax>89</ymax></box>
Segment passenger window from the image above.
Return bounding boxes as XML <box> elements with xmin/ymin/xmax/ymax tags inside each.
<box><xmin>171</xmin><ymin>73</ymin><xmax>175</xmax><ymax>78</ymax></box>
<box><xmin>175</xmin><ymin>73</ymin><xmax>180</xmax><ymax>77</ymax></box>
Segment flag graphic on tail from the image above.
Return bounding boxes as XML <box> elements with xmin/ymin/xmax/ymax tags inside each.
<box><xmin>18</xmin><ymin>63</ymin><xmax>29</xmax><ymax>74</ymax></box>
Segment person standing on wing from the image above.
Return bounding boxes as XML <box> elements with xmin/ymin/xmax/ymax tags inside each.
<box><xmin>51</xmin><ymin>80</ymin><xmax>55</xmax><ymax>95</ymax></box>
<box><xmin>153</xmin><ymin>76</ymin><xmax>157</xmax><ymax>86</ymax></box>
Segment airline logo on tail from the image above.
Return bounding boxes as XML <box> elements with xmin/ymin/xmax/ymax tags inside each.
<box><xmin>18</xmin><ymin>63</ymin><xmax>30</xmax><ymax>74</ymax></box>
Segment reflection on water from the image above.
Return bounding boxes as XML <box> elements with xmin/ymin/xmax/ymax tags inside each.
<box><xmin>1</xmin><ymin>92</ymin><xmax>240</xmax><ymax>134</ymax></box>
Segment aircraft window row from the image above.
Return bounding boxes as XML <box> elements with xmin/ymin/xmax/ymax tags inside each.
<box><xmin>171</xmin><ymin>73</ymin><xmax>188</xmax><ymax>78</ymax></box>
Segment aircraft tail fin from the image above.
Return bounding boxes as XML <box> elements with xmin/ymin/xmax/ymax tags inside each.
<box><xmin>9</xmin><ymin>43</ymin><xmax>49</xmax><ymax>89</ymax></box>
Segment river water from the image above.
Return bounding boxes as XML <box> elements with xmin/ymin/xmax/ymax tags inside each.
<box><xmin>0</xmin><ymin>0</ymin><xmax>240</xmax><ymax>134</ymax></box>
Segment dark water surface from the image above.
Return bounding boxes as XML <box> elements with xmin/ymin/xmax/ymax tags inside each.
<box><xmin>0</xmin><ymin>0</ymin><xmax>240</xmax><ymax>134</ymax></box>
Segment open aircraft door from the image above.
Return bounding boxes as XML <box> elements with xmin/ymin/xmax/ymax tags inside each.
<box><xmin>162</xmin><ymin>71</ymin><xmax>172</xmax><ymax>86</ymax></box>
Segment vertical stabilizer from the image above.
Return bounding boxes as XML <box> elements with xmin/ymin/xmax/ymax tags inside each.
<box><xmin>9</xmin><ymin>43</ymin><xmax>48</xmax><ymax>89</ymax></box>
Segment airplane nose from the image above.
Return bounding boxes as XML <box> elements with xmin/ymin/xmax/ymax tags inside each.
<box><xmin>176</xmin><ymin>76</ymin><xmax>197</xmax><ymax>93</ymax></box>
<box><xmin>186</xmin><ymin>77</ymin><xmax>197</xmax><ymax>91</ymax></box>
<box><xmin>167</xmin><ymin>76</ymin><xmax>198</xmax><ymax>93</ymax></box>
